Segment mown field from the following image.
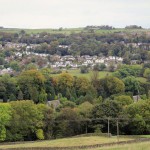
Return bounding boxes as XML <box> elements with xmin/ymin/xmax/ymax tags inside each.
<box><xmin>0</xmin><ymin>28</ymin><xmax>150</xmax><ymax>34</ymax></box>
<box><xmin>50</xmin><ymin>69</ymin><xmax>147</xmax><ymax>83</ymax></box>
<box><xmin>0</xmin><ymin>135</ymin><xmax>149</xmax><ymax>149</ymax></box>
<box><xmin>50</xmin><ymin>70</ymin><xmax>111</xmax><ymax>79</ymax></box>
<box><xmin>87</xmin><ymin>141</ymin><xmax>150</xmax><ymax>150</ymax></box>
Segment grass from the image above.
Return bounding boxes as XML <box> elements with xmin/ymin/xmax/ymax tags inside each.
<box><xmin>1</xmin><ymin>28</ymin><xmax>150</xmax><ymax>35</ymax></box>
<box><xmin>0</xmin><ymin>28</ymin><xmax>83</xmax><ymax>35</ymax></box>
<box><xmin>83</xmin><ymin>141</ymin><xmax>150</xmax><ymax>150</ymax></box>
<box><xmin>136</xmin><ymin>77</ymin><xmax>147</xmax><ymax>83</ymax></box>
<box><xmin>0</xmin><ymin>136</ymin><xmax>137</xmax><ymax>149</ymax></box>
<box><xmin>50</xmin><ymin>69</ymin><xmax>112</xmax><ymax>79</ymax></box>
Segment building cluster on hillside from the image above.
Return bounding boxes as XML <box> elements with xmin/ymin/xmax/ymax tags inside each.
<box><xmin>1</xmin><ymin>41</ymin><xmax>150</xmax><ymax>73</ymax></box>
<box><xmin>0</xmin><ymin>68</ymin><xmax>14</xmax><ymax>75</ymax></box>
<box><xmin>50</xmin><ymin>55</ymin><xmax>123</xmax><ymax>69</ymax></box>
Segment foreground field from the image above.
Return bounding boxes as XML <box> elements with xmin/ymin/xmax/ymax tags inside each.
<box><xmin>0</xmin><ymin>136</ymin><xmax>135</xmax><ymax>149</ymax></box>
<box><xmin>85</xmin><ymin>141</ymin><xmax>150</xmax><ymax>150</ymax></box>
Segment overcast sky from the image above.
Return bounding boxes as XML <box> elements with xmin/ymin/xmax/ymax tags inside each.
<box><xmin>0</xmin><ymin>0</ymin><xmax>150</xmax><ymax>29</ymax></box>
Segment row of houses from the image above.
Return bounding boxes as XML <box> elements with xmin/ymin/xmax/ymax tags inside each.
<box><xmin>0</xmin><ymin>68</ymin><xmax>14</xmax><ymax>75</ymax></box>
<box><xmin>50</xmin><ymin>55</ymin><xmax>123</xmax><ymax>69</ymax></box>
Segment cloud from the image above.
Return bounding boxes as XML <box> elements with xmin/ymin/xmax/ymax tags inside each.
<box><xmin>0</xmin><ymin>0</ymin><xmax>150</xmax><ymax>28</ymax></box>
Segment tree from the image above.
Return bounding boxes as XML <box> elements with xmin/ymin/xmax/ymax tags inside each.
<box><xmin>10</xmin><ymin>61</ymin><xmax>20</xmax><ymax>72</ymax></box>
<box><xmin>38</xmin><ymin>89</ymin><xmax>47</xmax><ymax>103</ymax></box>
<box><xmin>99</xmin><ymin>63</ymin><xmax>106</xmax><ymax>71</ymax></box>
<box><xmin>0</xmin><ymin>103</ymin><xmax>12</xmax><ymax>141</ymax></box>
<box><xmin>17</xmin><ymin>90</ymin><xmax>23</xmax><ymax>100</ymax></box>
<box><xmin>54</xmin><ymin>108</ymin><xmax>80</xmax><ymax>137</ymax></box>
<box><xmin>26</xmin><ymin>63</ymin><xmax>38</xmax><ymax>70</ymax></box>
<box><xmin>20</xmin><ymin>30</ymin><xmax>26</xmax><ymax>35</ymax></box>
<box><xmin>37</xmin><ymin>104</ymin><xmax>54</xmax><ymax>139</ymax></box>
<box><xmin>77</xmin><ymin>102</ymin><xmax>93</xmax><ymax>118</ymax></box>
<box><xmin>74</xmin><ymin>77</ymin><xmax>90</xmax><ymax>97</ymax></box>
<box><xmin>97</xmin><ymin>76</ymin><xmax>125</xmax><ymax>98</ymax></box>
<box><xmin>9</xmin><ymin>93</ymin><xmax>16</xmax><ymax>101</ymax></box>
<box><xmin>7</xmin><ymin>101</ymin><xmax>44</xmax><ymax>141</ymax></box>
<box><xmin>125</xmin><ymin>100</ymin><xmax>150</xmax><ymax>134</ymax></box>
<box><xmin>92</xmin><ymin>100</ymin><xmax>122</xmax><ymax>134</ymax></box>
<box><xmin>123</xmin><ymin>76</ymin><xmax>140</xmax><ymax>95</ymax></box>
<box><xmin>92</xmin><ymin>100</ymin><xmax>122</xmax><ymax>118</ymax></box>
<box><xmin>18</xmin><ymin>69</ymin><xmax>46</xmax><ymax>103</ymax></box>
<box><xmin>0</xmin><ymin>75</ymin><xmax>17</xmax><ymax>102</ymax></box>
<box><xmin>0</xmin><ymin>57</ymin><xmax>5</xmax><ymax>65</ymax></box>
<box><xmin>57</xmin><ymin>73</ymin><xmax>74</xmax><ymax>98</ymax></box>
<box><xmin>80</xmin><ymin>65</ymin><xmax>89</xmax><ymax>74</ymax></box>
<box><xmin>143</xmin><ymin>68</ymin><xmax>150</xmax><ymax>81</ymax></box>
<box><xmin>114</xmin><ymin>95</ymin><xmax>133</xmax><ymax>106</ymax></box>
<box><xmin>36</xmin><ymin>129</ymin><xmax>44</xmax><ymax>140</ymax></box>
<box><xmin>90</xmin><ymin>70</ymin><xmax>99</xmax><ymax>88</ymax></box>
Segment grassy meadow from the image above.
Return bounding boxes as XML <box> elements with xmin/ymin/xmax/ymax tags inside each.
<box><xmin>1</xmin><ymin>28</ymin><xmax>150</xmax><ymax>35</ymax></box>
<box><xmin>0</xmin><ymin>135</ymin><xmax>149</xmax><ymax>149</ymax></box>
<box><xmin>50</xmin><ymin>69</ymin><xmax>112</xmax><ymax>79</ymax></box>
<box><xmin>87</xmin><ymin>141</ymin><xmax>150</xmax><ymax>150</ymax></box>
<box><xmin>50</xmin><ymin>69</ymin><xmax>147</xmax><ymax>83</ymax></box>
<box><xmin>0</xmin><ymin>136</ymin><xmax>140</xmax><ymax>149</ymax></box>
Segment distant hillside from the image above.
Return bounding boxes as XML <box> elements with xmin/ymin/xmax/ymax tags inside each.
<box><xmin>0</xmin><ymin>26</ymin><xmax>149</xmax><ymax>34</ymax></box>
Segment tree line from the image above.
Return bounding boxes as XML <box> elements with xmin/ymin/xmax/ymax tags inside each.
<box><xmin>0</xmin><ymin>65</ymin><xmax>150</xmax><ymax>142</ymax></box>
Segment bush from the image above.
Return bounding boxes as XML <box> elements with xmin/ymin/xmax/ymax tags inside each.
<box><xmin>80</xmin><ymin>66</ymin><xmax>89</xmax><ymax>74</ymax></box>
<box><xmin>36</xmin><ymin>129</ymin><xmax>44</xmax><ymax>140</ymax></box>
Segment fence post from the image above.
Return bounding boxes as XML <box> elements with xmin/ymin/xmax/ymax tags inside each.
<box><xmin>108</xmin><ymin>117</ymin><xmax>110</xmax><ymax>137</ymax></box>
<box><xmin>117</xmin><ymin>118</ymin><xmax>119</xmax><ymax>142</ymax></box>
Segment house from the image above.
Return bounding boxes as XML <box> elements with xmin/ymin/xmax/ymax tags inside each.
<box><xmin>131</xmin><ymin>60</ymin><xmax>139</xmax><ymax>64</ymax></box>
<box><xmin>133</xmin><ymin>95</ymin><xmax>141</xmax><ymax>102</ymax></box>
<box><xmin>95</xmin><ymin>59</ymin><xmax>105</xmax><ymax>63</ymax></box>
<box><xmin>58</xmin><ymin>45</ymin><xmax>69</xmax><ymax>48</ymax></box>
<box><xmin>47</xmin><ymin>100</ymin><xmax>60</xmax><ymax>109</ymax></box>
<box><xmin>0</xmin><ymin>68</ymin><xmax>14</xmax><ymax>75</ymax></box>
<box><xmin>0</xmin><ymin>44</ymin><xmax>2</xmax><ymax>49</ymax></box>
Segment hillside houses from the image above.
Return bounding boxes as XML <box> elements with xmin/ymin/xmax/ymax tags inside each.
<box><xmin>5</xmin><ymin>42</ymin><xmax>27</xmax><ymax>50</ymax></box>
<box><xmin>50</xmin><ymin>55</ymin><xmax>123</xmax><ymax>69</ymax></box>
<box><xmin>0</xmin><ymin>42</ymin><xmax>124</xmax><ymax>71</ymax></box>
<box><xmin>0</xmin><ymin>68</ymin><xmax>14</xmax><ymax>75</ymax></box>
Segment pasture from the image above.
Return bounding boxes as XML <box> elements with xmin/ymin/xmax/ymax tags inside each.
<box><xmin>0</xmin><ymin>136</ymin><xmax>139</xmax><ymax>149</ymax></box>
<box><xmin>1</xmin><ymin>28</ymin><xmax>150</xmax><ymax>35</ymax></box>
<box><xmin>50</xmin><ymin>69</ymin><xmax>112</xmax><ymax>79</ymax></box>
<box><xmin>0</xmin><ymin>135</ymin><xmax>149</xmax><ymax>149</ymax></box>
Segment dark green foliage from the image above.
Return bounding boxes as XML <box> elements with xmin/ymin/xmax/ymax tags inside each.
<box><xmin>17</xmin><ymin>90</ymin><xmax>23</xmax><ymax>100</ymax></box>
<box><xmin>97</xmin><ymin>76</ymin><xmax>125</xmax><ymax>98</ymax></box>
<box><xmin>123</xmin><ymin>76</ymin><xmax>140</xmax><ymax>95</ymax></box>
<box><xmin>6</xmin><ymin>101</ymin><xmax>44</xmax><ymax>141</ymax></box>
<box><xmin>9</xmin><ymin>94</ymin><xmax>16</xmax><ymax>101</ymax></box>
<box><xmin>80</xmin><ymin>66</ymin><xmax>89</xmax><ymax>74</ymax></box>
<box><xmin>114</xmin><ymin>95</ymin><xmax>133</xmax><ymax>106</ymax></box>
<box><xmin>113</xmin><ymin>65</ymin><xmax>142</xmax><ymax>79</ymax></box>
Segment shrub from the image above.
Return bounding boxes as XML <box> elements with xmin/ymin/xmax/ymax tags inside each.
<box><xmin>36</xmin><ymin>129</ymin><xmax>44</xmax><ymax>140</ymax></box>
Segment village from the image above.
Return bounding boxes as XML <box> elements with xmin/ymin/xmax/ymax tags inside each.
<box><xmin>0</xmin><ymin>41</ymin><xmax>150</xmax><ymax>75</ymax></box>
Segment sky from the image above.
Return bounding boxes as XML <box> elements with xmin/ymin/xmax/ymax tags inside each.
<box><xmin>0</xmin><ymin>0</ymin><xmax>150</xmax><ymax>29</ymax></box>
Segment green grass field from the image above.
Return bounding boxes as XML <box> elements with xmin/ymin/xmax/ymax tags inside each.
<box><xmin>87</xmin><ymin>142</ymin><xmax>150</xmax><ymax>150</ymax></box>
<box><xmin>0</xmin><ymin>136</ymin><xmax>139</xmax><ymax>149</ymax></box>
<box><xmin>1</xmin><ymin>28</ymin><xmax>150</xmax><ymax>35</ymax></box>
<box><xmin>50</xmin><ymin>69</ymin><xmax>112</xmax><ymax>79</ymax></box>
<box><xmin>0</xmin><ymin>135</ymin><xmax>149</xmax><ymax>149</ymax></box>
<box><xmin>136</xmin><ymin>77</ymin><xmax>147</xmax><ymax>83</ymax></box>
<box><xmin>50</xmin><ymin>69</ymin><xmax>148</xmax><ymax>83</ymax></box>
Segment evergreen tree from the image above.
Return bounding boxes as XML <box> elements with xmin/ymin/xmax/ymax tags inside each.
<box><xmin>17</xmin><ymin>90</ymin><xmax>23</xmax><ymax>100</ymax></box>
<box><xmin>9</xmin><ymin>94</ymin><xmax>16</xmax><ymax>101</ymax></box>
